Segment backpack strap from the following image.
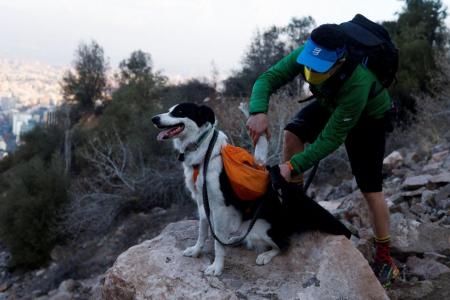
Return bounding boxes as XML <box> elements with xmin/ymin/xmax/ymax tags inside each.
<box><xmin>202</xmin><ymin>130</ymin><xmax>265</xmax><ymax>247</ymax></box>
<box><xmin>308</xmin><ymin>58</ymin><xmax>359</xmax><ymax>100</ymax></box>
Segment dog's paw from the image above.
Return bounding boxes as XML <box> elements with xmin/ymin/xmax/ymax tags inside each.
<box><xmin>183</xmin><ymin>246</ymin><xmax>201</xmax><ymax>258</ymax></box>
<box><xmin>204</xmin><ymin>263</ymin><xmax>223</xmax><ymax>276</ymax></box>
<box><xmin>256</xmin><ymin>249</ymin><xmax>279</xmax><ymax>265</ymax></box>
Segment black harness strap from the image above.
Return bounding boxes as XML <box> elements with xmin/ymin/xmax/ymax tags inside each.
<box><xmin>297</xmin><ymin>94</ymin><xmax>316</xmax><ymax>104</ymax></box>
<box><xmin>202</xmin><ymin>130</ymin><xmax>264</xmax><ymax>247</ymax></box>
<box><xmin>304</xmin><ymin>163</ymin><xmax>319</xmax><ymax>193</ymax></box>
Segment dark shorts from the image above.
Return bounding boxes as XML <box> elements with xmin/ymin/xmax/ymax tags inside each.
<box><xmin>284</xmin><ymin>101</ymin><xmax>393</xmax><ymax>193</ymax></box>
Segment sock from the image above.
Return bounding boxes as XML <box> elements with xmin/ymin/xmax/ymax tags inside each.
<box><xmin>374</xmin><ymin>235</ymin><xmax>393</xmax><ymax>265</ymax></box>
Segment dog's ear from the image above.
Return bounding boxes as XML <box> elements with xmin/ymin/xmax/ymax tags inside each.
<box><xmin>199</xmin><ymin>105</ymin><xmax>215</xmax><ymax>126</ymax></box>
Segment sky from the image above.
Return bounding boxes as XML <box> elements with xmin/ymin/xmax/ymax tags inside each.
<box><xmin>0</xmin><ymin>0</ymin><xmax>449</xmax><ymax>79</ymax></box>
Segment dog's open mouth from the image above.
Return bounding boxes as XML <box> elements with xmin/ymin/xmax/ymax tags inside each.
<box><xmin>156</xmin><ymin>124</ymin><xmax>185</xmax><ymax>141</ymax></box>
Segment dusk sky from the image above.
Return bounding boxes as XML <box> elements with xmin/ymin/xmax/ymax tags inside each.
<box><xmin>0</xmin><ymin>0</ymin><xmax>449</xmax><ymax>79</ymax></box>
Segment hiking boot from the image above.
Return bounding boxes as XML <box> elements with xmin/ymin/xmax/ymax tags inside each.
<box><xmin>371</xmin><ymin>260</ymin><xmax>400</xmax><ymax>288</ymax></box>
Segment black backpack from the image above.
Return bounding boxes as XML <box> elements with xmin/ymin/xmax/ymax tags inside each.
<box><xmin>340</xmin><ymin>14</ymin><xmax>399</xmax><ymax>88</ymax></box>
<box><xmin>300</xmin><ymin>14</ymin><xmax>399</xmax><ymax>103</ymax></box>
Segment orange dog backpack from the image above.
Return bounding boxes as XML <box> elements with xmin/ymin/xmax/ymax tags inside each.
<box><xmin>220</xmin><ymin>144</ymin><xmax>269</xmax><ymax>200</ymax></box>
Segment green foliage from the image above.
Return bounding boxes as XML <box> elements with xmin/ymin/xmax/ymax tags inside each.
<box><xmin>62</xmin><ymin>40</ymin><xmax>109</xmax><ymax>113</ymax></box>
<box><xmin>12</xmin><ymin>125</ymin><xmax>65</xmax><ymax>165</ymax></box>
<box><xmin>117</xmin><ymin>50</ymin><xmax>167</xmax><ymax>99</ymax></box>
<box><xmin>223</xmin><ymin>17</ymin><xmax>315</xmax><ymax>97</ymax></box>
<box><xmin>0</xmin><ymin>154</ymin><xmax>68</xmax><ymax>268</ymax></box>
<box><xmin>95</xmin><ymin>50</ymin><xmax>169</xmax><ymax>157</ymax></box>
<box><xmin>384</xmin><ymin>0</ymin><xmax>449</xmax><ymax>122</ymax></box>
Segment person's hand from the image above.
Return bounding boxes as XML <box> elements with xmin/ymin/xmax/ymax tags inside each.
<box><xmin>246</xmin><ymin>113</ymin><xmax>270</xmax><ymax>146</ymax></box>
<box><xmin>279</xmin><ymin>163</ymin><xmax>292</xmax><ymax>182</ymax></box>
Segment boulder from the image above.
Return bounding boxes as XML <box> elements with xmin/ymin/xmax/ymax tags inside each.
<box><xmin>318</xmin><ymin>200</ymin><xmax>341</xmax><ymax>214</ymax></box>
<box><xmin>102</xmin><ymin>220</ymin><xmax>388</xmax><ymax>300</ymax></box>
<box><xmin>431</xmin><ymin>150</ymin><xmax>449</xmax><ymax>163</ymax></box>
<box><xmin>421</xmin><ymin>190</ymin><xmax>436</xmax><ymax>206</ymax></box>
<box><xmin>436</xmin><ymin>184</ymin><xmax>450</xmax><ymax>201</ymax></box>
<box><xmin>0</xmin><ymin>283</ymin><xmax>10</xmax><ymax>293</ymax></box>
<box><xmin>432</xmin><ymin>144</ymin><xmax>448</xmax><ymax>154</ymax></box>
<box><xmin>405</xmin><ymin>151</ymin><xmax>422</xmax><ymax>165</ymax></box>
<box><xmin>401</xmin><ymin>187</ymin><xmax>426</xmax><ymax>198</ymax></box>
<box><xmin>422</xmin><ymin>162</ymin><xmax>443</xmax><ymax>172</ymax></box>
<box><xmin>383</xmin><ymin>151</ymin><xmax>404</xmax><ymax>169</ymax></box>
<box><xmin>58</xmin><ymin>279</ymin><xmax>77</xmax><ymax>293</ymax></box>
<box><xmin>429</xmin><ymin>172</ymin><xmax>450</xmax><ymax>186</ymax></box>
<box><xmin>402</xmin><ymin>175</ymin><xmax>433</xmax><ymax>190</ymax></box>
<box><xmin>387</xmin><ymin>280</ymin><xmax>434</xmax><ymax>300</ymax></box>
<box><xmin>390</xmin><ymin>213</ymin><xmax>450</xmax><ymax>254</ymax></box>
<box><xmin>334</xmin><ymin>191</ymin><xmax>375</xmax><ymax>230</ymax></box>
<box><xmin>406</xmin><ymin>256</ymin><xmax>450</xmax><ymax>280</ymax></box>
<box><xmin>313</xmin><ymin>183</ymin><xmax>334</xmax><ymax>202</ymax></box>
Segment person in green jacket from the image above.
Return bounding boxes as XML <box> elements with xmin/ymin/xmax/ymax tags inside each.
<box><xmin>246</xmin><ymin>24</ymin><xmax>399</xmax><ymax>287</ymax></box>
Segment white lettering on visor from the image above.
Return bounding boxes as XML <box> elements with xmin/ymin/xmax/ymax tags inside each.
<box><xmin>312</xmin><ymin>48</ymin><xmax>322</xmax><ymax>56</ymax></box>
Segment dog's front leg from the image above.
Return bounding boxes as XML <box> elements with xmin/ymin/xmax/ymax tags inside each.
<box><xmin>204</xmin><ymin>206</ymin><xmax>230</xmax><ymax>276</ymax></box>
<box><xmin>204</xmin><ymin>239</ymin><xmax>225</xmax><ymax>276</ymax></box>
<box><xmin>183</xmin><ymin>206</ymin><xmax>208</xmax><ymax>258</ymax></box>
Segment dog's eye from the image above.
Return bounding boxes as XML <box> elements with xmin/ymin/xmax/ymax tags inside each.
<box><xmin>172</xmin><ymin>109</ymin><xmax>183</xmax><ymax>116</ymax></box>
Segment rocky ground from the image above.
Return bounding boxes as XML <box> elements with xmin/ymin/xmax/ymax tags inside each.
<box><xmin>0</xmin><ymin>204</ymin><xmax>196</xmax><ymax>300</ymax></box>
<box><xmin>309</xmin><ymin>142</ymin><xmax>450</xmax><ymax>299</ymax></box>
<box><xmin>0</xmin><ymin>141</ymin><xmax>449</xmax><ymax>299</ymax></box>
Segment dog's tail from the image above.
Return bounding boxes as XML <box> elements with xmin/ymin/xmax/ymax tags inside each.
<box><xmin>238</xmin><ymin>102</ymin><xmax>268</xmax><ymax>165</ymax></box>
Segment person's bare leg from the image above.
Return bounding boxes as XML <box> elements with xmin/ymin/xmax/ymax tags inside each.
<box><xmin>283</xmin><ymin>130</ymin><xmax>304</xmax><ymax>161</ymax></box>
<box><xmin>362</xmin><ymin>192</ymin><xmax>390</xmax><ymax>237</ymax></box>
<box><xmin>364</xmin><ymin>191</ymin><xmax>399</xmax><ymax>286</ymax></box>
<box><xmin>283</xmin><ymin>130</ymin><xmax>305</xmax><ymax>185</ymax></box>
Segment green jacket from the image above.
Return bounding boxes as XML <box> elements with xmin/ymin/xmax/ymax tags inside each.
<box><xmin>249</xmin><ymin>45</ymin><xmax>392</xmax><ymax>173</ymax></box>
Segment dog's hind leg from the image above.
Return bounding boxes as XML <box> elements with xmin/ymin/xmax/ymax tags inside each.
<box><xmin>246</xmin><ymin>220</ymin><xmax>280</xmax><ymax>265</ymax></box>
<box><xmin>256</xmin><ymin>248</ymin><xmax>280</xmax><ymax>265</ymax></box>
<box><xmin>183</xmin><ymin>207</ymin><xmax>208</xmax><ymax>258</ymax></box>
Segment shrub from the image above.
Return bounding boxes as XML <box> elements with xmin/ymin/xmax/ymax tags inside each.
<box><xmin>0</xmin><ymin>153</ymin><xmax>68</xmax><ymax>268</ymax></box>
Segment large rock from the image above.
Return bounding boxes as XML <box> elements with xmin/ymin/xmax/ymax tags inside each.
<box><xmin>429</xmin><ymin>172</ymin><xmax>450</xmax><ymax>186</ymax></box>
<box><xmin>406</xmin><ymin>256</ymin><xmax>450</xmax><ymax>279</ymax></box>
<box><xmin>431</xmin><ymin>150</ymin><xmax>449</xmax><ymax>163</ymax></box>
<box><xmin>402</xmin><ymin>175</ymin><xmax>433</xmax><ymax>190</ymax></box>
<box><xmin>102</xmin><ymin>220</ymin><xmax>388</xmax><ymax>300</ymax></box>
<box><xmin>390</xmin><ymin>213</ymin><xmax>450</xmax><ymax>254</ymax></box>
<box><xmin>383</xmin><ymin>151</ymin><xmax>404</xmax><ymax>169</ymax></box>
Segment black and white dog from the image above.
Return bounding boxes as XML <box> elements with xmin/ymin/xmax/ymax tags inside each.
<box><xmin>152</xmin><ymin>102</ymin><xmax>351</xmax><ymax>276</ymax></box>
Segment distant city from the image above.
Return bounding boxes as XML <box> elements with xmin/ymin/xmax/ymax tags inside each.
<box><xmin>0</xmin><ymin>58</ymin><xmax>64</xmax><ymax>159</ymax></box>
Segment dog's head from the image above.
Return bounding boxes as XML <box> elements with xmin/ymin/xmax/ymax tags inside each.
<box><xmin>151</xmin><ymin>103</ymin><xmax>215</xmax><ymax>142</ymax></box>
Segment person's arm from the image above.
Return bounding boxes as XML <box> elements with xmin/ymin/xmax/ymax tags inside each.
<box><xmin>249</xmin><ymin>46</ymin><xmax>304</xmax><ymax>114</ymax></box>
<box><xmin>289</xmin><ymin>67</ymin><xmax>371</xmax><ymax>173</ymax></box>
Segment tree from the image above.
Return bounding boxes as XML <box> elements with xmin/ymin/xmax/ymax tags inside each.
<box><xmin>117</xmin><ymin>50</ymin><xmax>166</xmax><ymax>94</ymax></box>
<box><xmin>98</xmin><ymin>51</ymin><xmax>166</xmax><ymax>142</ymax></box>
<box><xmin>0</xmin><ymin>154</ymin><xmax>68</xmax><ymax>268</ymax></box>
<box><xmin>384</xmin><ymin>0</ymin><xmax>449</xmax><ymax>122</ymax></box>
<box><xmin>62</xmin><ymin>40</ymin><xmax>109</xmax><ymax>112</ymax></box>
<box><xmin>283</xmin><ymin>16</ymin><xmax>316</xmax><ymax>51</ymax></box>
<box><xmin>223</xmin><ymin>17</ymin><xmax>315</xmax><ymax>97</ymax></box>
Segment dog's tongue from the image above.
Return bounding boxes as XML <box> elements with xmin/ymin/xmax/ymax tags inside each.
<box><xmin>157</xmin><ymin>126</ymin><xmax>182</xmax><ymax>141</ymax></box>
<box><xmin>157</xmin><ymin>130</ymin><xmax>171</xmax><ymax>141</ymax></box>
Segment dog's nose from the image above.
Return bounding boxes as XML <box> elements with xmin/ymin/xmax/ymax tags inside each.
<box><xmin>151</xmin><ymin>116</ymin><xmax>160</xmax><ymax>125</ymax></box>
